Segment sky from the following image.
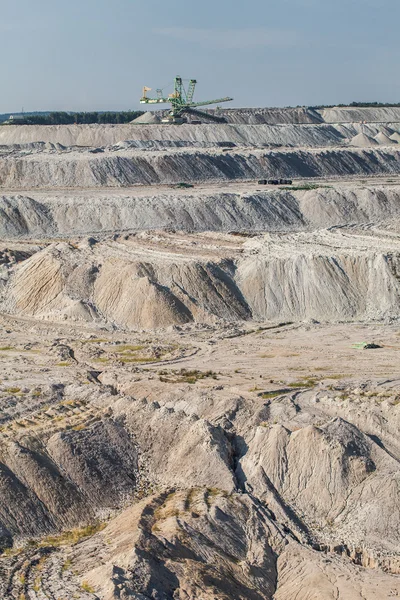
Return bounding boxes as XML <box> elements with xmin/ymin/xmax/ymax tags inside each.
<box><xmin>0</xmin><ymin>0</ymin><xmax>399</xmax><ymax>113</ymax></box>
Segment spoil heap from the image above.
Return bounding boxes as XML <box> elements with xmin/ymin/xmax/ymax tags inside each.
<box><xmin>1</xmin><ymin>105</ymin><xmax>400</xmax><ymax>599</ymax></box>
<box><xmin>130</xmin><ymin>110</ymin><xmax>161</xmax><ymax>124</ymax></box>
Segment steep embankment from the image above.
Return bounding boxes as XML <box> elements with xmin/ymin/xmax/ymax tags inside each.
<box><xmin>318</xmin><ymin>106</ymin><xmax>400</xmax><ymax>123</ymax></box>
<box><xmin>2</xmin><ymin>185</ymin><xmax>400</xmax><ymax>238</ymax></box>
<box><xmin>1</xmin><ymin>147</ymin><xmax>400</xmax><ymax>188</ymax></box>
<box><xmin>203</xmin><ymin>106</ymin><xmax>324</xmax><ymax>124</ymax></box>
<box><xmin>2</xmin><ymin>231</ymin><xmax>400</xmax><ymax>328</ymax></box>
<box><xmin>0</xmin><ymin>121</ymin><xmax>399</xmax><ymax>148</ymax></box>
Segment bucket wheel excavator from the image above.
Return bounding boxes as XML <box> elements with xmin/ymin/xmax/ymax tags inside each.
<box><xmin>140</xmin><ymin>76</ymin><xmax>233</xmax><ymax>124</ymax></box>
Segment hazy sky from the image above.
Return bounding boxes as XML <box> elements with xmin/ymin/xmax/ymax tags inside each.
<box><xmin>0</xmin><ymin>0</ymin><xmax>399</xmax><ymax>112</ymax></box>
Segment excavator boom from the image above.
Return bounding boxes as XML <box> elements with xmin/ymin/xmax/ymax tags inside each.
<box><xmin>187</xmin><ymin>97</ymin><xmax>233</xmax><ymax>109</ymax></box>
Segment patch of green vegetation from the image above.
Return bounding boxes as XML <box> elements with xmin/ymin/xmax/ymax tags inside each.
<box><xmin>5</xmin><ymin>387</ymin><xmax>21</xmax><ymax>394</ymax></box>
<box><xmin>81</xmin><ymin>581</ymin><xmax>95</xmax><ymax>594</ymax></box>
<box><xmin>72</xmin><ymin>424</ymin><xmax>87</xmax><ymax>431</ymax></box>
<box><xmin>120</xmin><ymin>356</ymin><xmax>161</xmax><ymax>364</ymax></box>
<box><xmin>33</xmin><ymin>575</ymin><xmax>41</xmax><ymax>592</ymax></box>
<box><xmin>0</xmin><ymin>346</ymin><xmax>13</xmax><ymax>351</ymax></box>
<box><xmin>93</xmin><ymin>357</ymin><xmax>110</xmax><ymax>364</ymax></box>
<box><xmin>114</xmin><ymin>344</ymin><xmax>144</xmax><ymax>353</ymax></box>
<box><xmin>159</xmin><ymin>368</ymin><xmax>218</xmax><ymax>384</ymax></box>
<box><xmin>280</xmin><ymin>184</ymin><xmax>332</xmax><ymax>191</ymax></box>
<box><xmin>56</xmin><ymin>362</ymin><xmax>71</xmax><ymax>367</ymax></box>
<box><xmin>175</xmin><ymin>182</ymin><xmax>194</xmax><ymax>189</ymax></box>
<box><xmin>205</xmin><ymin>488</ymin><xmax>227</xmax><ymax>509</ymax></box>
<box><xmin>288</xmin><ymin>378</ymin><xmax>317</xmax><ymax>389</ymax></box>
<box><xmin>41</xmin><ymin>522</ymin><xmax>106</xmax><ymax>548</ymax></box>
<box><xmin>259</xmin><ymin>390</ymin><xmax>286</xmax><ymax>399</ymax></box>
<box><xmin>62</xmin><ymin>559</ymin><xmax>72</xmax><ymax>572</ymax></box>
<box><xmin>227</xmin><ymin>322</ymin><xmax>293</xmax><ymax>339</ymax></box>
<box><xmin>1</xmin><ymin>546</ymin><xmax>21</xmax><ymax>557</ymax></box>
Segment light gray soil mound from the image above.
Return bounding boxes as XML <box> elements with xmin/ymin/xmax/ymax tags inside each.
<box><xmin>350</xmin><ymin>132</ymin><xmax>378</xmax><ymax>147</ymax></box>
<box><xmin>319</xmin><ymin>106</ymin><xmax>400</xmax><ymax>123</ymax></box>
<box><xmin>131</xmin><ymin>111</ymin><xmax>161</xmax><ymax>124</ymax></box>
<box><xmin>3</xmin><ymin>231</ymin><xmax>400</xmax><ymax>328</ymax></box>
<box><xmin>374</xmin><ymin>131</ymin><xmax>398</xmax><ymax>145</ymax></box>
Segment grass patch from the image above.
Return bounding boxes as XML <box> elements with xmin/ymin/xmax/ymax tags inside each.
<box><xmin>114</xmin><ymin>344</ymin><xmax>144</xmax><ymax>353</ymax></box>
<box><xmin>81</xmin><ymin>581</ymin><xmax>95</xmax><ymax>594</ymax></box>
<box><xmin>174</xmin><ymin>182</ymin><xmax>194</xmax><ymax>189</ymax></box>
<box><xmin>259</xmin><ymin>390</ymin><xmax>289</xmax><ymax>399</ymax></box>
<box><xmin>33</xmin><ymin>575</ymin><xmax>41</xmax><ymax>592</ymax></box>
<box><xmin>120</xmin><ymin>356</ymin><xmax>161</xmax><ymax>364</ymax></box>
<box><xmin>0</xmin><ymin>346</ymin><xmax>13</xmax><ymax>351</ymax></box>
<box><xmin>72</xmin><ymin>424</ymin><xmax>87</xmax><ymax>431</ymax></box>
<box><xmin>41</xmin><ymin>522</ymin><xmax>106</xmax><ymax>548</ymax></box>
<box><xmin>225</xmin><ymin>322</ymin><xmax>293</xmax><ymax>339</ymax></box>
<box><xmin>56</xmin><ymin>362</ymin><xmax>71</xmax><ymax>367</ymax></box>
<box><xmin>111</xmin><ymin>344</ymin><xmax>163</xmax><ymax>364</ymax></box>
<box><xmin>205</xmin><ymin>488</ymin><xmax>227</xmax><ymax>508</ymax></box>
<box><xmin>288</xmin><ymin>378</ymin><xmax>317</xmax><ymax>389</ymax></box>
<box><xmin>159</xmin><ymin>368</ymin><xmax>218</xmax><ymax>384</ymax></box>
<box><xmin>93</xmin><ymin>357</ymin><xmax>110</xmax><ymax>364</ymax></box>
<box><xmin>280</xmin><ymin>184</ymin><xmax>332</xmax><ymax>191</ymax></box>
<box><xmin>5</xmin><ymin>387</ymin><xmax>21</xmax><ymax>394</ymax></box>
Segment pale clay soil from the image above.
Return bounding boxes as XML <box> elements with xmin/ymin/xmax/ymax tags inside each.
<box><xmin>1</xmin><ymin>109</ymin><xmax>400</xmax><ymax>599</ymax></box>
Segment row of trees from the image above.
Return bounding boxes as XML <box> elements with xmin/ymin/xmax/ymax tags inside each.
<box><xmin>8</xmin><ymin>111</ymin><xmax>144</xmax><ymax>125</ymax></box>
<box><xmin>311</xmin><ymin>102</ymin><xmax>400</xmax><ymax>109</ymax></box>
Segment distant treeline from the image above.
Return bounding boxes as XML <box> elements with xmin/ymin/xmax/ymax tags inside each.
<box><xmin>348</xmin><ymin>102</ymin><xmax>400</xmax><ymax>107</ymax></box>
<box><xmin>310</xmin><ymin>102</ymin><xmax>400</xmax><ymax>109</ymax></box>
<box><xmin>3</xmin><ymin>111</ymin><xmax>144</xmax><ymax>125</ymax></box>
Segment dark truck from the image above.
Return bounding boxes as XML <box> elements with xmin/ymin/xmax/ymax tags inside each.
<box><xmin>258</xmin><ymin>178</ymin><xmax>292</xmax><ymax>185</ymax></box>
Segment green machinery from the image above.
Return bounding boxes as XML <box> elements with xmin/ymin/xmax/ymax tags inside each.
<box><xmin>140</xmin><ymin>76</ymin><xmax>233</xmax><ymax>123</ymax></box>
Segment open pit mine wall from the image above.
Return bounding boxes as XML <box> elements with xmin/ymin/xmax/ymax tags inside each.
<box><xmin>1</xmin><ymin>147</ymin><xmax>400</xmax><ymax>188</ymax></box>
<box><xmin>2</xmin><ymin>186</ymin><xmax>400</xmax><ymax>239</ymax></box>
<box><xmin>3</xmin><ymin>237</ymin><xmax>400</xmax><ymax>327</ymax></box>
<box><xmin>0</xmin><ymin>122</ymin><xmax>399</xmax><ymax>148</ymax></box>
<box><xmin>203</xmin><ymin>106</ymin><xmax>400</xmax><ymax>124</ymax></box>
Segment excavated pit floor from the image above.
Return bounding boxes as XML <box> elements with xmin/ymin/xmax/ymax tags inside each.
<box><xmin>0</xmin><ymin>110</ymin><xmax>400</xmax><ymax>599</ymax></box>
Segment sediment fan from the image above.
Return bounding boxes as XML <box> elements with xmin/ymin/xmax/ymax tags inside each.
<box><xmin>140</xmin><ymin>76</ymin><xmax>233</xmax><ymax>123</ymax></box>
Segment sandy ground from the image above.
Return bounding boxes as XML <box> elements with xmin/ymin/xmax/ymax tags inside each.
<box><xmin>1</xmin><ymin>112</ymin><xmax>400</xmax><ymax>599</ymax></box>
<box><xmin>0</xmin><ymin>313</ymin><xmax>398</xmax><ymax>398</ymax></box>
